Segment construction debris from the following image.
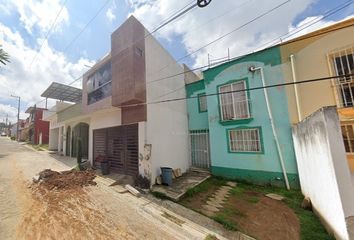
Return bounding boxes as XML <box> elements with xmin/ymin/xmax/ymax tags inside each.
<box><xmin>266</xmin><ymin>193</ymin><xmax>284</xmax><ymax>201</ymax></box>
<box><xmin>33</xmin><ymin>169</ymin><xmax>96</xmax><ymax>190</ymax></box>
<box><xmin>125</xmin><ymin>184</ymin><xmax>141</xmax><ymax>197</ymax></box>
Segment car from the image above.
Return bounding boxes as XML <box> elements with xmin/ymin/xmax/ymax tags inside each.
<box><xmin>1</xmin><ymin>132</ymin><xmax>7</xmax><ymax>137</ymax></box>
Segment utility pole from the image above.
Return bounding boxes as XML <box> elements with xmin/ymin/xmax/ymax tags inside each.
<box><xmin>11</xmin><ymin>95</ymin><xmax>20</xmax><ymax>141</ymax></box>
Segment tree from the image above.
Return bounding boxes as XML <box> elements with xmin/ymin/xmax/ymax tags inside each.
<box><xmin>0</xmin><ymin>45</ymin><xmax>10</xmax><ymax>65</ymax></box>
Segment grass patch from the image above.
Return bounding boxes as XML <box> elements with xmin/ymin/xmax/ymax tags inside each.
<box><xmin>184</xmin><ymin>177</ymin><xmax>226</xmax><ymax>198</ymax></box>
<box><xmin>227</xmin><ymin>182</ymin><xmax>334</xmax><ymax>240</ymax></box>
<box><xmin>245</xmin><ymin>195</ymin><xmax>260</xmax><ymax>204</ymax></box>
<box><xmin>180</xmin><ymin>176</ymin><xmax>334</xmax><ymax>240</ymax></box>
<box><xmin>28</xmin><ymin>143</ymin><xmax>48</xmax><ymax>151</ymax></box>
<box><xmin>204</xmin><ymin>234</ymin><xmax>219</xmax><ymax>240</ymax></box>
<box><xmin>230</xmin><ymin>187</ymin><xmax>244</xmax><ymax>196</ymax></box>
<box><xmin>212</xmin><ymin>214</ymin><xmax>238</xmax><ymax>231</ymax></box>
<box><xmin>151</xmin><ymin>191</ymin><xmax>172</xmax><ymax>201</ymax></box>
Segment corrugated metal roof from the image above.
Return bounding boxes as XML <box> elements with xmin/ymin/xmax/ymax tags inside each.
<box><xmin>41</xmin><ymin>82</ymin><xmax>82</xmax><ymax>103</ymax></box>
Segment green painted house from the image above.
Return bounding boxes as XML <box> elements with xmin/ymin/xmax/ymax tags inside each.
<box><xmin>186</xmin><ymin>46</ymin><xmax>299</xmax><ymax>188</ymax></box>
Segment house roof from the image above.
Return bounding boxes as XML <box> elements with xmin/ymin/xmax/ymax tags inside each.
<box><xmin>203</xmin><ymin>16</ymin><xmax>354</xmax><ymax>72</ymax></box>
<box><xmin>41</xmin><ymin>82</ymin><xmax>82</xmax><ymax>103</ymax></box>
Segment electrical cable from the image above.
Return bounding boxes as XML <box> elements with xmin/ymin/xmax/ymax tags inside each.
<box><xmin>261</xmin><ymin>0</ymin><xmax>354</xmax><ymax>50</ymax></box>
<box><xmin>29</xmin><ymin>0</ymin><xmax>69</xmax><ymax>69</ymax></box>
<box><xmin>148</xmin><ymin>0</ymin><xmax>291</xmax><ymax>79</ymax></box>
<box><xmin>117</xmin><ymin>73</ymin><xmax>354</xmax><ymax>108</ymax></box>
<box><xmin>65</xmin><ymin>0</ymin><xmax>200</xmax><ymax>86</ymax></box>
<box><xmin>148</xmin><ymin>17</ymin><xmax>354</xmax><ymax>84</ymax></box>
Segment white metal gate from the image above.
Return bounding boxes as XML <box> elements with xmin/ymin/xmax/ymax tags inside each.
<box><xmin>190</xmin><ymin>130</ymin><xmax>211</xmax><ymax>169</ymax></box>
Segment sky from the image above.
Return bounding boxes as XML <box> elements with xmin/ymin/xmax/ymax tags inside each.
<box><xmin>0</xmin><ymin>0</ymin><xmax>353</xmax><ymax>123</ymax></box>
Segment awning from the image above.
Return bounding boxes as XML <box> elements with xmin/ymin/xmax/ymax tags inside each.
<box><xmin>41</xmin><ymin>82</ymin><xmax>82</xmax><ymax>103</ymax></box>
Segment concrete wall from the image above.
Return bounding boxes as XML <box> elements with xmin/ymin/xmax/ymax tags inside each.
<box><xmin>292</xmin><ymin>106</ymin><xmax>354</xmax><ymax>240</ymax></box>
<box><xmin>203</xmin><ymin>47</ymin><xmax>298</xmax><ymax>187</ymax></box>
<box><xmin>144</xmin><ymin>31</ymin><xmax>190</xmax><ymax>183</ymax></box>
<box><xmin>57</xmin><ymin>103</ymin><xmax>83</xmax><ymax>123</ymax></box>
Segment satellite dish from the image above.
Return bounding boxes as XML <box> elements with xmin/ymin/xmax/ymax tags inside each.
<box><xmin>197</xmin><ymin>0</ymin><xmax>212</xmax><ymax>8</ymax></box>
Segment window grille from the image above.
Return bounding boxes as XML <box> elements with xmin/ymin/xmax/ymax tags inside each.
<box><xmin>228</xmin><ymin>128</ymin><xmax>261</xmax><ymax>153</ymax></box>
<box><xmin>330</xmin><ymin>47</ymin><xmax>354</xmax><ymax>107</ymax></box>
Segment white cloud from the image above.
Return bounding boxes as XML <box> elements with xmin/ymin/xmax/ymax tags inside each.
<box><xmin>127</xmin><ymin>0</ymin><xmax>350</xmax><ymax>68</ymax></box>
<box><xmin>0</xmin><ymin>104</ymin><xmax>27</xmax><ymax>123</ymax></box>
<box><xmin>1</xmin><ymin>0</ymin><xmax>69</xmax><ymax>35</ymax></box>
<box><xmin>0</xmin><ymin>23</ymin><xmax>94</xmax><ymax>113</ymax></box>
<box><xmin>106</xmin><ymin>1</ymin><xmax>117</xmax><ymax>23</ymax></box>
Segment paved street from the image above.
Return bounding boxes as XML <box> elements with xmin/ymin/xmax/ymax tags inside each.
<box><xmin>0</xmin><ymin>137</ymin><xmax>221</xmax><ymax>240</ymax></box>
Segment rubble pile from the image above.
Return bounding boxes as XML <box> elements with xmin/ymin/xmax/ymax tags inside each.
<box><xmin>34</xmin><ymin>169</ymin><xmax>97</xmax><ymax>190</ymax></box>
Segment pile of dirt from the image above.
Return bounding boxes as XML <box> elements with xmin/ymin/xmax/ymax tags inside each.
<box><xmin>34</xmin><ymin>169</ymin><xmax>97</xmax><ymax>190</ymax></box>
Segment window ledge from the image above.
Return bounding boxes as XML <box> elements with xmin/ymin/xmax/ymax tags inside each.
<box><xmin>219</xmin><ymin>118</ymin><xmax>253</xmax><ymax>126</ymax></box>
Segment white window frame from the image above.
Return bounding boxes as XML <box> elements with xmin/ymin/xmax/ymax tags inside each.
<box><xmin>228</xmin><ymin>128</ymin><xmax>262</xmax><ymax>153</ymax></box>
<box><xmin>219</xmin><ymin>80</ymin><xmax>250</xmax><ymax>121</ymax></box>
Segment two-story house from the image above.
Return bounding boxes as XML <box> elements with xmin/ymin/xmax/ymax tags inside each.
<box><xmin>42</xmin><ymin>16</ymin><xmax>193</xmax><ymax>185</ymax></box>
<box><xmin>25</xmin><ymin>106</ymin><xmax>49</xmax><ymax>145</ymax></box>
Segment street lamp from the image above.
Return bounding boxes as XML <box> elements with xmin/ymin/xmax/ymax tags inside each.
<box><xmin>10</xmin><ymin>95</ymin><xmax>20</xmax><ymax>141</ymax></box>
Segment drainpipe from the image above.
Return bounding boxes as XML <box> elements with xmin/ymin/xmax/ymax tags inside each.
<box><xmin>290</xmin><ymin>54</ymin><xmax>302</xmax><ymax>122</ymax></box>
<box><xmin>249</xmin><ymin>66</ymin><xmax>290</xmax><ymax>190</ymax></box>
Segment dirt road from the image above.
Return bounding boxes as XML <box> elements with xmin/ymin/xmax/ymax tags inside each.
<box><xmin>0</xmin><ymin>138</ymin><xmax>219</xmax><ymax>240</ymax></box>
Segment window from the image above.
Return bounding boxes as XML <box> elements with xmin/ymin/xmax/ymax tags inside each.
<box><xmin>219</xmin><ymin>81</ymin><xmax>250</xmax><ymax>121</ymax></box>
<box><xmin>341</xmin><ymin>124</ymin><xmax>354</xmax><ymax>153</ymax></box>
<box><xmin>198</xmin><ymin>93</ymin><xmax>207</xmax><ymax>112</ymax></box>
<box><xmin>87</xmin><ymin>61</ymin><xmax>112</xmax><ymax>105</ymax></box>
<box><xmin>331</xmin><ymin>48</ymin><xmax>354</xmax><ymax>107</ymax></box>
<box><xmin>228</xmin><ymin>128</ymin><xmax>261</xmax><ymax>153</ymax></box>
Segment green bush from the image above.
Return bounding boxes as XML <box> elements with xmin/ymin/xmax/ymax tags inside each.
<box><xmin>77</xmin><ymin>139</ymin><xmax>83</xmax><ymax>171</ymax></box>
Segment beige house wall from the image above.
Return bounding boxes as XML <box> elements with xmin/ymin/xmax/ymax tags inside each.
<box><xmin>280</xmin><ymin>19</ymin><xmax>354</xmax><ymax>173</ymax></box>
<box><xmin>281</xmin><ymin>22</ymin><xmax>354</xmax><ymax>124</ymax></box>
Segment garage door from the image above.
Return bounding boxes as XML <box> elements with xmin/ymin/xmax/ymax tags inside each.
<box><xmin>93</xmin><ymin>124</ymin><xmax>139</xmax><ymax>176</ymax></box>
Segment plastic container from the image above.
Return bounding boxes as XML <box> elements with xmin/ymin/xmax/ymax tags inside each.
<box><xmin>161</xmin><ymin>167</ymin><xmax>173</xmax><ymax>186</ymax></box>
<box><xmin>101</xmin><ymin>161</ymin><xmax>110</xmax><ymax>175</ymax></box>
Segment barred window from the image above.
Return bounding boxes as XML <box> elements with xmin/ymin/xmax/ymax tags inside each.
<box><xmin>330</xmin><ymin>47</ymin><xmax>354</xmax><ymax>107</ymax></box>
<box><xmin>198</xmin><ymin>93</ymin><xmax>207</xmax><ymax>112</ymax></box>
<box><xmin>228</xmin><ymin>128</ymin><xmax>261</xmax><ymax>153</ymax></box>
<box><xmin>341</xmin><ymin>124</ymin><xmax>354</xmax><ymax>153</ymax></box>
<box><xmin>219</xmin><ymin>81</ymin><xmax>250</xmax><ymax>121</ymax></box>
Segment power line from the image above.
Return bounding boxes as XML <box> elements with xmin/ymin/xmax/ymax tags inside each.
<box><xmin>66</xmin><ymin>0</ymin><xmax>200</xmax><ymax>86</ymax></box>
<box><xmin>148</xmin><ymin>14</ymin><xmax>354</xmax><ymax>85</ymax></box>
<box><xmin>261</xmin><ymin>0</ymin><xmax>354</xmax><ymax>50</ymax></box>
<box><xmin>29</xmin><ymin>0</ymin><xmax>68</xmax><ymax>69</ymax></box>
<box><xmin>117</xmin><ymin>73</ymin><xmax>354</xmax><ymax>108</ymax></box>
<box><xmin>179</xmin><ymin>0</ymin><xmax>291</xmax><ymax>61</ymax></box>
<box><xmin>61</xmin><ymin>0</ymin><xmax>112</xmax><ymax>53</ymax></box>
<box><xmin>148</xmin><ymin>0</ymin><xmax>291</xmax><ymax>80</ymax></box>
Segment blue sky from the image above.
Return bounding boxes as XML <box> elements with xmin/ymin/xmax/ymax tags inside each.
<box><xmin>0</xmin><ymin>0</ymin><xmax>353</xmax><ymax>122</ymax></box>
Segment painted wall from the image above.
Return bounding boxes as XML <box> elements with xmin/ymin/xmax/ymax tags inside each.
<box><xmin>186</xmin><ymin>80</ymin><xmax>209</xmax><ymax>131</ymax></box>
<box><xmin>203</xmin><ymin>47</ymin><xmax>299</xmax><ymax>187</ymax></box>
<box><xmin>280</xmin><ymin>19</ymin><xmax>354</xmax><ymax>124</ymax></box>
<box><xmin>57</xmin><ymin>103</ymin><xmax>83</xmax><ymax>123</ymax></box>
<box><xmin>145</xmin><ymin>30</ymin><xmax>190</xmax><ymax>184</ymax></box>
<box><xmin>292</xmin><ymin>106</ymin><xmax>354</xmax><ymax>240</ymax></box>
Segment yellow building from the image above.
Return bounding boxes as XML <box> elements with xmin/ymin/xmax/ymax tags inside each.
<box><xmin>279</xmin><ymin>17</ymin><xmax>354</xmax><ymax>171</ymax></box>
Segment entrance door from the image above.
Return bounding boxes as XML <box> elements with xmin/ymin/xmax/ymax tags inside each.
<box><xmin>93</xmin><ymin>124</ymin><xmax>139</xmax><ymax>176</ymax></box>
<box><xmin>190</xmin><ymin>130</ymin><xmax>211</xmax><ymax>169</ymax></box>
